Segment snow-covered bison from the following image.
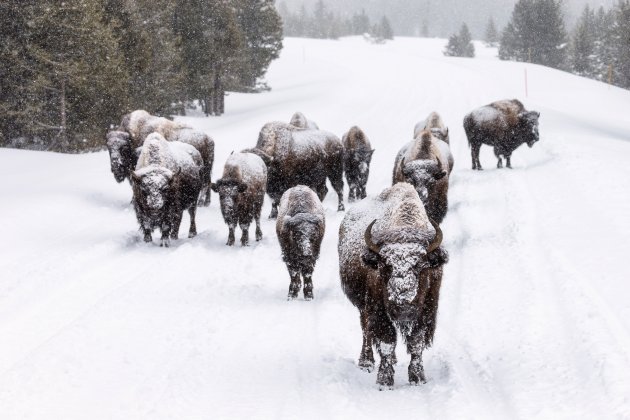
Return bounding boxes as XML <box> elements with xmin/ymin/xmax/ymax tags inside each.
<box><xmin>131</xmin><ymin>133</ymin><xmax>203</xmax><ymax>247</ymax></box>
<box><xmin>393</xmin><ymin>130</ymin><xmax>453</xmax><ymax>224</ymax></box>
<box><xmin>248</xmin><ymin>121</ymin><xmax>344</xmax><ymax>219</ymax></box>
<box><xmin>414</xmin><ymin>111</ymin><xmax>450</xmax><ymax>144</ymax></box>
<box><xmin>343</xmin><ymin>126</ymin><xmax>374</xmax><ymax>202</ymax></box>
<box><xmin>212</xmin><ymin>151</ymin><xmax>267</xmax><ymax>246</ymax></box>
<box><xmin>107</xmin><ymin>110</ymin><xmax>215</xmax><ymax>206</ymax></box>
<box><xmin>463</xmin><ymin>99</ymin><xmax>540</xmax><ymax>170</ymax></box>
<box><xmin>289</xmin><ymin>112</ymin><xmax>319</xmax><ymax>130</ymax></box>
<box><xmin>276</xmin><ymin>186</ymin><xmax>326</xmax><ymax>301</ymax></box>
<box><xmin>338</xmin><ymin>182</ymin><xmax>448</xmax><ymax>388</ymax></box>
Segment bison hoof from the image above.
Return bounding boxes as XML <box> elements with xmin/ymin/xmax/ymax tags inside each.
<box><xmin>304</xmin><ymin>290</ymin><xmax>313</xmax><ymax>301</ymax></box>
<box><xmin>256</xmin><ymin>231</ymin><xmax>263</xmax><ymax>241</ymax></box>
<box><xmin>408</xmin><ymin>359</ymin><xmax>426</xmax><ymax>384</ymax></box>
<box><xmin>358</xmin><ymin>359</ymin><xmax>375</xmax><ymax>372</ymax></box>
<box><xmin>160</xmin><ymin>238</ymin><xmax>170</xmax><ymax>248</ymax></box>
<box><xmin>269</xmin><ymin>208</ymin><xmax>278</xmax><ymax>219</ymax></box>
<box><xmin>241</xmin><ymin>239</ymin><xmax>249</xmax><ymax>247</ymax></box>
<box><xmin>338</xmin><ymin>204</ymin><xmax>345</xmax><ymax>212</ymax></box>
<box><xmin>377</xmin><ymin>363</ymin><xmax>395</xmax><ymax>389</ymax></box>
<box><xmin>143</xmin><ymin>235</ymin><xmax>152</xmax><ymax>243</ymax></box>
<box><xmin>188</xmin><ymin>231</ymin><xmax>197</xmax><ymax>238</ymax></box>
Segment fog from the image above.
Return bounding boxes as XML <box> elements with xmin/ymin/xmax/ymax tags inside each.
<box><xmin>278</xmin><ymin>0</ymin><xmax>617</xmax><ymax>37</ymax></box>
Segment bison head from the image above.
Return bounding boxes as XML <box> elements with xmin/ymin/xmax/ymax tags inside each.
<box><xmin>106</xmin><ymin>131</ymin><xmax>133</xmax><ymax>183</ymax></box>
<box><xmin>401</xmin><ymin>157</ymin><xmax>447</xmax><ymax>204</ymax></box>
<box><xmin>212</xmin><ymin>179</ymin><xmax>247</xmax><ymax>226</ymax></box>
<box><xmin>284</xmin><ymin>213</ymin><xmax>323</xmax><ymax>261</ymax></box>
<box><xmin>518</xmin><ymin>111</ymin><xmax>541</xmax><ymax>148</ymax></box>
<box><xmin>132</xmin><ymin>167</ymin><xmax>177</xmax><ymax>213</ymax></box>
<box><xmin>430</xmin><ymin>127</ymin><xmax>449</xmax><ymax>143</ymax></box>
<box><xmin>354</xmin><ymin>149</ymin><xmax>375</xmax><ymax>185</ymax></box>
<box><xmin>362</xmin><ymin>219</ymin><xmax>446</xmax><ymax>325</ymax></box>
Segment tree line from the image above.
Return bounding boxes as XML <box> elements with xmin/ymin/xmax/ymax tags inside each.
<box><xmin>443</xmin><ymin>0</ymin><xmax>630</xmax><ymax>92</ymax></box>
<box><xmin>277</xmin><ymin>1</ymin><xmax>393</xmax><ymax>42</ymax></box>
<box><xmin>0</xmin><ymin>0</ymin><xmax>283</xmax><ymax>152</ymax></box>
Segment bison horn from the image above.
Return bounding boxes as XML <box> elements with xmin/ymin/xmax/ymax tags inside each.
<box><xmin>427</xmin><ymin>218</ymin><xmax>442</xmax><ymax>253</ymax></box>
<box><xmin>364</xmin><ymin>219</ymin><xmax>381</xmax><ymax>254</ymax></box>
<box><xmin>400</xmin><ymin>157</ymin><xmax>411</xmax><ymax>176</ymax></box>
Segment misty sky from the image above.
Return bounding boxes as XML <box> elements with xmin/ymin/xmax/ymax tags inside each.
<box><xmin>277</xmin><ymin>0</ymin><xmax>617</xmax><ymax>37</ymax></box>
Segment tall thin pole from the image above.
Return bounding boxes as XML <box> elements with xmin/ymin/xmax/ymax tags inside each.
<box><xmin>524</xmin><ymin>68</ymin><xmax>528</xmax><ymax>98</ymax></box>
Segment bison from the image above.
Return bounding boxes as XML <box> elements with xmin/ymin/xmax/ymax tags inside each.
<box><xmin>131</xmin><ymin>133</ymin><xmax>203</xmax><ymax>247</ymax></box>
<box><xmin>212</xmin><ymin>151</ymin><xmax>267</xmax><ymax>246</ymax></box>
<box><xmin>338</xmin><ymin>182</ymin><xmax>448</xmax><ymax>388</ymax></box>
<box><xmin>248</xmin><ymin>121</ymin><xmax>344</xmax><ymax>219</ymax></box>
<box><xmin>343</xmin><ymin>126</ymin><xmax>374</xmax><ymax>202</ymax></box>
<box><xmin>107</xmin><ymin>110</ymin><xmax>215</xmax><ymax>206</ymax></box>
<box><xmin>289</xmin><ymin>112</ymin><xmax>319</xmax><ymax>130</ymax></box>
<box><xmin>463</xmin><ymin>99</ymin><xmax>540</xmax><ymax>170</ymax></box>
<box><xmin>276</xmin><ymin>186</ymin><xmax>326</xmax><ymax>301</ymax></box>
<box><xmin>414</xmin><ymin>111</ymin><xmax>450</xmax><ymax>144</ymax></box>
<box><xmin>392</xmin><ymin>130</ymin><xmax>453</xmax><ymax>224</ymax></box>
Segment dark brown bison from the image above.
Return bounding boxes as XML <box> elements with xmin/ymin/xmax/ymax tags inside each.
<box><xmin>289</xmin><ymin>112</ymin><xmax>319</xmax><ymax>129</ymax></box>
<box><xmin>248</xmin><ymin>121</ymin><xmax>344</xmax><ymax>219</ymax></box>
<box><xmin>131</xmin><ymin>133</ymin><xmax>203</xmax><ymax>247</ymax></box>
<box><xmin>276</xmin><ymin>186</ymin><xmax>326</xmax><ymax>301</ymax></box>
<box><xmin>414</xmin><ymin>111</ymin><xmax>450</xmax><ymax>144</ymax></box>
<box><xmin>463</xmin><ymin>99</ymin><xmax>540</xmax><ymax>170</ymax></box>
<box><xmin>393</xmin><ymin>130</ymin><xmax>453</xmax><ymax>224</ymax></box>
<box><xmin>212</xmin><ymin>151</ymin><xmax>267</xmax><ymax>246</ymax></box>
<box><xmin>342</xmin><ymin>126</ymin><xmax>374</xmax><ymax>202</ymax></box>
<box><xmin>107</xmin><ymin>110</ymin><xmax>215</xmax><ymax>206</ymax></box>
<box><xmin>338</xmin><ymin>182</ymin><xmax>448</xmax><ymax>388</ymax></box>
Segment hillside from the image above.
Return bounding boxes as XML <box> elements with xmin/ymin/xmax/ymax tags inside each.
<box><xmin>1</xmin><ymin>37</ymin><xmax>630</xmax><ymax>419</ymax></box>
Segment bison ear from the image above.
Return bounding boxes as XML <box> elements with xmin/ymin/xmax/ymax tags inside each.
<box><xmin>427</xmin><ymin>246</ymin><xmax>449</xmax><ymax>268</ymax></box>
<box><xmin>531</xmin><ymin>111</ymin><xmax>540</xmax><ymax>119</ymax></box>
<box><xmin>361</xmin><ymin>250</ymin><xmax>379</xmax><ymax>270</ymax></box>
<box><xmin>238</xmin><ymin>182</ymin><xmax>247</xmax><ymax>193</ymax></box>
<box><xmin>434</xmin><ymin>170</ymin><xmax>447</xmax><ymax>180</ymax></box>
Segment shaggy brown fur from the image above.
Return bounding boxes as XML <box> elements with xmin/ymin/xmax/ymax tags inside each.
<box><xmin>342</xmin><ymin>126</ymin><xmax>374</xmax><ymax>202</ymax></box>
<box><xmin>212</xmin><ymin>152</ymin><xmax>267</xmax><ymax>246</ymax></box>
<box><xmin>131</xmin><ymin>134</ymin><xmax>203</xmax><ymax>247</ymax></box>
<box><xmin>115</xmin><ymin>110</ymin><xmax>215</xmax><ymax>205</ymax></box>
<box><xmin>277</xmin><ymin>186</ymin><xmax>326</xmax><ymax>301</ymax></box>
<box><xmin>463</xmin><ymin>99</ymin><xmax>540</xmax><ymax>170</ymax></box>
<box><xmin>415</xmin><ymin>112</ymin><xmax>450</xmax><ymax>144</ymax></box>
<box><xmin>392</xmin><ymin>131</ymin><xmax>453</xmax><ymax>224</ymax></box>
<box><xmin>250</xmin><ymin>121</ymin><xmax>344</xmax><ymax>218</ymax></box>
<box><xmin>289</xmin><ymin>112</ymin><xmax>319</xmax><ymax>129</ymax></box>
<box><xmin>338</xmin><ymin>183</ymin><xmax>448</xmax><ymax>388</ymax></box>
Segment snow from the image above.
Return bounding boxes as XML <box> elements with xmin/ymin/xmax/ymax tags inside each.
<box><xmin>2</xmin><ymin>36</ymin><xmax>630</xmax><ymax>419</ymax></box>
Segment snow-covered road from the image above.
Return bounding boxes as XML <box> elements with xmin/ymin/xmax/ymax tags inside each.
<box><xmin>1</xmin><ymin>37</ymin><xmax>630</xmax><ymax>419</ymax></box>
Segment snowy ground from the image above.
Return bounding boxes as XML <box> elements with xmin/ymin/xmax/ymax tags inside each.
<box><xmin>2</xmin><ymin>37</ymin><xmax>630</xmax><ymax>419</ymax></box>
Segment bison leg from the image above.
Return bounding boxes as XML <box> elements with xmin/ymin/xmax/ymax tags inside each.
<box><xmin>287</xmin><ymin>267</ymin><xmax>301</xmax><ymax>300</ymax></box>
<box><xmin>240</xmin><ymin>223</ymin><xmax>250</xmax><ymax>246</ymax></box>
<box><xmin>330</xmin><ymin>179</ymin><xmax>345</xmax><ymax>212</ymax></box>
<box><xmin>373</xmin><ymin>313</ymin><xmax>397</xmax><ymax>389</ymax></box>
<box><xmin>143</xmin><ymin>228</ymin><xmax>152</xmax><ymax>243</ymax></box>
<box><xmin>255</xmin><ymin>215</ymin><xmax>263</xmax><ymax>242</ymax></box>
<box><xmin>358</xmin><ymin>309</ymin><xmax>375</xmax><ymax>372</ymax></box>
<box><xmin>406</xmin><ymin>336</ymin><xmax>426</xmax><ymax>385</ymax></box>
<box><xmin>160</xmin><ymin>228</ymin><xmax>171</xmax><ymax>248</ymax></box>
<box><xmin>227</xmin><ymin>225</ymin><xmax>236</xmax><ymax>246</ymax></box>
<box><xmin>188</xmin><ymin>206</ymin><xmax>197</xmax><ymax>238</ymax></box>
<box><xmin>360</xmin><ymin>185</ymin><xmax>367</xmax><ymax>200</ymax></box>
<box><xmin>497</xmin><ymin>156</ymin><xmax>503</xmax><ymax>169</ymax></box>
<box><xmin>269</xmin><ymin>200</ymin><xmax>279</xmax><ymax>219</ymax></box>
<box><xmin>506</xmin><ymin>155</ymin><xmax>512</xmax><ymax>169</ymax></box>
<box><xmin>170</xmin><ymin>210</ymin><xmax>183</xmax><ymax>241</ymax></box>
<box><xmin>303</xmin><ymin>268</ymin><xmax>314</xmax><ymax>301</ymax></box>
<box><xmin>471</xmin><ymin>143</ymin><xmax>482</xmax><ymax>170</ymax></box>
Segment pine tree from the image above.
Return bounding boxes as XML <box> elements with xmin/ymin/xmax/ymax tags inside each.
<box><xmin>26</xmin><ymin>0</ymin><xmax>129</xmax><ymax>150</ymax></box>
<box><xmin>609</xmin><ymin>0</ymin><xmax>630</xmax><ymax>89</ymax></box>
<box><xmin>444</xmin><ymin>23</ymin><xmax>475</xmax><ymax>57</ymax></box>
<box><xmin>499</xmin><ymin>0</ymin><xmax>567</xmax><ymax>69</ymax></box>
<box><xmin>173</xmin><ymin>0</ymin><xmax>242</xmax><ymax>116</ymax></box>
<box><xmin>484</xmin><ymin>17</ymin><xmax>499</xmax><ymax>46</ymax></box>
<box><xmin>233</xmin><ymin>0</ymin><xmax>283</xmax><ymax>92</ymax></box>
<box><xmin>570</xmin><ymin>5</ymin><xmax>596</xmax><ymax>77</ymax></box>
<box><xmin>352</xmin><ymin>9</ymin><xmax>371</xmax><ymax>35</ymax></box>
<box><xmin>380</xmin><ymin>16</ymin><xmax>394</xmax><ymax>40</ymax></box>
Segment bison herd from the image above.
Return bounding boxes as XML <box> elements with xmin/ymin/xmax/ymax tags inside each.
<box><xmin>105</xmin><ymin>99</ymin><xmax>540</xmax><ymax>389</ymax></box>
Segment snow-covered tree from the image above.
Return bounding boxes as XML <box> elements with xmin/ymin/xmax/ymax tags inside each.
<box><xmin>499</xmin><ymin>0</ymin><xmax>567</xmax><ymax>69</ymax></box>
<box><xmin>484</xmin><ymin>17</ymin><xmax>499</xmax><ymax>46</ymax></box>
<box><xmin>570</xmin><ymin>5</ymin><xmax>597</xmax><ymax>77</ymax></box>
<box><xmin>444</xmin><ymin>23</ymin><xmax>475</xmax><ymax>57</ymax></box>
